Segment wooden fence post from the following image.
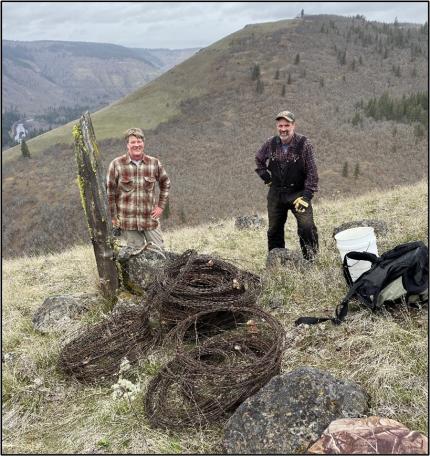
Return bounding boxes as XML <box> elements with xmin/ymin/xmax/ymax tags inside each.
<box><xmin>73</xmin><ymin>112</ymin><xmax>119</xmax><ymax>297</ymax></box>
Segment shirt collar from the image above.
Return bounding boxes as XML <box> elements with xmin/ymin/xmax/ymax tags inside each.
<box><xmin>125</xmin><ymin>153</ymin><xmax>149</xmax><ymax>165</ymax></box>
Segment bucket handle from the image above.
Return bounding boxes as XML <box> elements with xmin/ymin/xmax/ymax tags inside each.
<box><xmin>344</xmin><ymin>241</ymin><xmax>374</xmax><ymax>267</ymax></box>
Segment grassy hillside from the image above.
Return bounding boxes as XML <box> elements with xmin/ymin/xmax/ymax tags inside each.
<box><xmin>2</xmin><ymin>15</ymin><xmax>428</xmax><ymax>257</ymax></box>
<box><xmin>2</xmin><ymin>182</ymin><xmax>428</xmax><ymax>454</ymax></box>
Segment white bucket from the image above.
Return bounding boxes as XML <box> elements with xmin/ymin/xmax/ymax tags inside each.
<box><xmin>334</xmin><ymin>226</ymin><xmax>378</xmax><ymax>282</ymax></box>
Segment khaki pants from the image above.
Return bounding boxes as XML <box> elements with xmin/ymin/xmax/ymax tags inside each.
<box><xmin>120</xmin><ymin>228</ymin><xmax>164</xmax><ymax>249</ymax></box>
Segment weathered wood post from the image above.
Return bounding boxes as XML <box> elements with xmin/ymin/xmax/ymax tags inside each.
<box><xmin>73</xmin><ymin>111</ymin><xmax>119</xmax><ymax>297</ymax></box>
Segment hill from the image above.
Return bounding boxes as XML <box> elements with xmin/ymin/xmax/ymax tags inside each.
<box><xmin>2</xmin><ymin>181</ymin><xmax>428</xmax><ymax>453</ymax></box>
<box><xmin>2</xmin><ymin>40</ymin><xmax>198</xmax><ymax>146</ymax></box>
<box><xmin>2</xmin><ymin>15</ymin><xmax>428</xmax><ymax>257</ymax></box>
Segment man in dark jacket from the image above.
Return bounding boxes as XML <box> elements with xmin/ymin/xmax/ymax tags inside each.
<box><xmin>255</xmin><ymin>110</ymin><xmax>319</xmax><ymax>260</ymax></box>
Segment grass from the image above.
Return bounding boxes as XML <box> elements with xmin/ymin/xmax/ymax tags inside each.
<box><xmin>2</xmin><ymin>181</ymin><xmax>428</xmax><ymax>453</ymax></box>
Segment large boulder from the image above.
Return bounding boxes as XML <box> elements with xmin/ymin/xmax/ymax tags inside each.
<box><xmin>308</xmin><ymin>416</ymin><xmax>428</xmax><ymax>454</ymax></box>
<box><xmin>333</xmin><ymin>219</ymin><xmax>388</xmax><ymax>238</ymax></box>
<box><xmin>223</xmin><ymin>366</ymin><xmax>369</xmax><ymax>454</ymax></box>
<box><xmin>266</xmin><ymin>248</ymin><xmax>304</xmax><ymax>269</ymax></box>
<box><xmin>235</xmin><ymin>214</ymin><xmax>266</xmax><ymax>230</ymax></box>
<box><xmin>116</xmin><ymin>245</ymin><xmax>179</xmax><ymax>295</ymax></box>
<box><xmin>32</xmin><ymin>292</ymin><xmax>100</xmax><ymax>333</ymax></box>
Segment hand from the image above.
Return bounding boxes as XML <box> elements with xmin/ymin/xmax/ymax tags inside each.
<box><xmin>261</xmin><ymin>171</ymin><xmax>272</xmax><ymax>185</ymax></box>
<box><xmin>151</xmin><ymin>206</ymin><xmax>163</xmax><ymax>219</ymax></box>
<box><xmin>293</xmin><ymin>197</ymin><xmax>309</xmax><ymax>213</ymax></box>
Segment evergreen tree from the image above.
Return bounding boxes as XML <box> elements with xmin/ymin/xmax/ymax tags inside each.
<box><xmin>274</xmin><ymin>69</ymin><xmax>280</xmax><ymax>80</ymax></box>
<box><xmin>353</xmin><ymin>163</ymin><xmax>360</xmax><ymax>179</ymax></box>
<box><xmin>21</xmin><ymin>140</ymin><xmax>31</xmax><ymax>158</ymax></box>
<box><xmin>294</xmin><ymin>53</ymin><xmax>300</xmax><ymax>64</ymax></box>
<box><xmin>251</xmin><ymin>64</ymin><xmax>260</xmax><ymax>81</ymax></box>
<box><xmin>351</xmin><ymin>112</ymin><xmax>362</xmax><ymax>126</ymax></box>
<box><xmin>342</xmin><ymin>161</ymin><xmax>349</xmax><ymax>177</ymax></box>
<box><xmin>281</xmin><ymin>84</ymin><xmax>286</xmax><ymax>96</ymax></box>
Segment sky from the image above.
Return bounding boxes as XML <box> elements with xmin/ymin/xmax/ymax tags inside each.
<box><xmin>2</xmin><ymin>1</ymin><xmax>428</xmax><ymax>49</ymax></box>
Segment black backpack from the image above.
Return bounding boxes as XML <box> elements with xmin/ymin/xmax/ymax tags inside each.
<box><xmin>295</xmin><ymin>241</ymin><xmax>429</xmax><ymax>326</ymax></box>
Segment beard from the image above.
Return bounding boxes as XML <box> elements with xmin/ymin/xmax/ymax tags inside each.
<box><xmin>279</xmin><ymin>132</ymin><xmax>292</xmax><ymax>143</ymax></box>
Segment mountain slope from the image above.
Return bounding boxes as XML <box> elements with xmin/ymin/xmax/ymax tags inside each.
<box><xmin>2</xmin><ymin>15</ymin><xmax>428</xmax><ymax>257</ymax></box>
<box><xmin>2</xmin><ymin>40</ymin><xmax>198</xmax><ymax>135</ymax></box>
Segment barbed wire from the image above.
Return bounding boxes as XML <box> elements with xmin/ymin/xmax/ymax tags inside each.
<box><xmin>148</xmin><ymin>249</ymin><xmax>262</xmax><ymax>325</ymax></box>
<box><xmin>58</xmin><ymin>306</ymin><xmax>158</xmax><ymax>383</ymax></box>
<box><xmin>145</xmin><ymin>305</ymin><xmax>284</xmax><ymax>429</ymax></box>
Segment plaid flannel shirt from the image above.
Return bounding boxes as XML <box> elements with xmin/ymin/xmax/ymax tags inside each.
<box><xmin>106</xmin><ymin>153</ymin><xmax>170</xmax><ymax>231</ymax></box>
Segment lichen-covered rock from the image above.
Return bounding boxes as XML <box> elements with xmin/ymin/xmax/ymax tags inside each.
<box><xmin>308</xmin><ymin>416</ymin><xmax>428</xmax><ymax>454</ymax></box>
<box><xmin>333</xmin><ymin>219</ymin><xmax>388</xmax><ymax>238</ymax></box>
<box><xmin>235</xmin><ymin>214</ymin><xmax>266</xmax><ymax>230</ymax></box>
<box><xmin>266</xmin><ymin>247</ymin><xmax>304</xmax><ymax>268</ymax></box>
<box><xmin>223</xmin><ymin>367</ymin><xmax>369</xmax><ymax>454</ymax></box>
<box><xmin>32</xmin><ymin>292</ymin><xmax>100</xmax><ymax>333</ymax></box>
<box><xmin>117</xmin><ymin>246</ymin><xmax>179</xmax><ymax>294</ymax></box>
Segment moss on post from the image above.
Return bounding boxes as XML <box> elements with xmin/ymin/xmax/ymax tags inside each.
<box><xmin>73</xmin><ymin>112</ymin><xmax>119</xmax><ymax>297</ymax></box>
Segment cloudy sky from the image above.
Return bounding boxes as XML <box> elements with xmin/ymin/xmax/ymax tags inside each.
<box><xmin>2</xmin><ymin>1</ymin><xmax>428</xmax><ymax>49</ymax></box>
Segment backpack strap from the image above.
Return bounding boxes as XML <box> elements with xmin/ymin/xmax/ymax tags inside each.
<box><xmin>294</xmin><ymin>278</ymin><xmax>363</xmax><ymax>326</ymax></box>
<box><xmin>294</xmin><ymin>255</ymin><xmax>376</xmax><ymax>326</ymax></box>
<box><xmin>343</xmin><ymin>251</ymin><xmax>380</xmax><ymax>286</ymax></box>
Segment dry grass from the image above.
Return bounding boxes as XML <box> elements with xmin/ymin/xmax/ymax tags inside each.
<box><xmin>2</xmin><ymin>181</ymin><xmax>428</xmax><ymax>453</ymax></box>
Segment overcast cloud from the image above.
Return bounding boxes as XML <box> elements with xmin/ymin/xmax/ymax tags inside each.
<box><xmin>2</xmin><ymin>2</ymin><xmax>428</xmax><ymax>49</ymax></box>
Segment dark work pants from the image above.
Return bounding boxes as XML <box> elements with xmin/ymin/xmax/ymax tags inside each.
<box><xmin>267</xmin><ymin>190</ymin><xmax>319</xmax><ymax>260</ymax></box>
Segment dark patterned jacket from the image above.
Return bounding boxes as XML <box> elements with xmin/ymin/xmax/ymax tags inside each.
<box><xmin>255</xmin><ymin>133</ymin><xmax>318</xmax><ymax>200</ymax></box>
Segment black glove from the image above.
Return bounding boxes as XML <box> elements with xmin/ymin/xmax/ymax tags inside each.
<box><xmin>112</xmin><ymin>226</ymin><xmax>121</xmax><ymax>237</ymax></box>
<box><xmin>260</xmin><ymin>171</ymin><xmax>272</xmax><ymax>186</ymax></box>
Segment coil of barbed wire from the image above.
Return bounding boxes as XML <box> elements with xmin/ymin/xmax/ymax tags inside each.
<box><xmin>58</xmin><ymin>306</ymin><xmax>158</xmax><ymax>383</ymax></box>
<box><xmin>148</xmin><ymin>249</ymin><xmax>262</xmax><ymax>324</ymax></box>
<box><xmin>145</xmin><ymin>305</ymin><xmax>284</xmax><ymax>429</ymax></box>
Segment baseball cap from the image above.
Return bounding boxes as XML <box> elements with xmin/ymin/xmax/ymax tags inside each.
<box><xmin>275</xmin><ymin>110</ymin><xmax>295</xmax><ymax>122</ymax></box>
<box><xmin>124</xmin><ymin>127</ymin><xmax>145</xmax><ymax>140</ymax></box>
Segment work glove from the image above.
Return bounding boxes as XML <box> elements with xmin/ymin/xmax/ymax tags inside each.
<box><xmin>112</xmin><ymin>226</ymin><xmax>122</xmax><ymax>237</ymax></box>
<box><xmin>293</xmin><ymin>196</ymin><xmax>309</xmax><ymax>213</ymax></box>
<box><xmin>260</xmin><ymin>171</ymin><xmax>272</xmax><ymax>186</ymax></box>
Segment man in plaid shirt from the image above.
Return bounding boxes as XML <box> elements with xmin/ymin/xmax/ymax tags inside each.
<box><xmin>107</xmin><ymin>128</ymin><xmax>170</xmax><ymax>249</ymax></box>
<box><xmin>255</xmin><ymin>110</ymin><xmax>319</xmax><ymax>260</ymax></box>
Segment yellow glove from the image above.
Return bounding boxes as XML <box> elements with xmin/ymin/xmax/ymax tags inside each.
<box><xmin>293</xmin><ymin>197</ymin><xmax>309</xmax><ymax>212</ymax></box>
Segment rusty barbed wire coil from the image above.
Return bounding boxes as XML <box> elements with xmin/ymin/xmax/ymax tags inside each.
<box><xmin>147</xmin><ymin>250</ymin><xmax>262</xmax><ymax>325</ymax></box>
<box><xmin>58</xmin><ymin>306</ymin><xmax>158</xmax><ymax>383</ymax></box>
<box><xmin>144</xmin><ymin>306</ymin><xmax>284</xmax><ymax>429</ymax></box>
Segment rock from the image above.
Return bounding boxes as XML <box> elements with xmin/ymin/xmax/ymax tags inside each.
<box><xmin>223</xmin><ymin>366</ymin><xmax>369</xmax><ymax>454</ymax></box>
<box><xmin>32</xmin><ymin>292</ymin><xmax>100</xmax><ymax>333</ymax></box>
<box><xmin>267</xmin><ymin>295</ymin><xmax>284</xmax><ymax>310</ymax></box>
<box><xmin>2</xmin><ymin>352</ymin><xmax>17</xmax><ymax>364</ymax></box>
<box><xmin>333</xmin><ymin>219</ymin><xmax>388</xmax><ymax>238</ymax></box>
<box><xmin>266</xmin><ymin>248</ymin><xmax>304</xmax><ymax>268</ymax></box>
<box><xmin>308</xmin><ymin>416</ymin><xmax>428</xmax><ymax>454</ymax></box>
<box><xmin>117</xmin><ymin>246</ymin><xmax>179</xmax><ymax>294</ymax></box>
<box><xmin>235</xmin><ymin>215</ymin><xmax>266</xmax><ymax>230</ymax></box>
